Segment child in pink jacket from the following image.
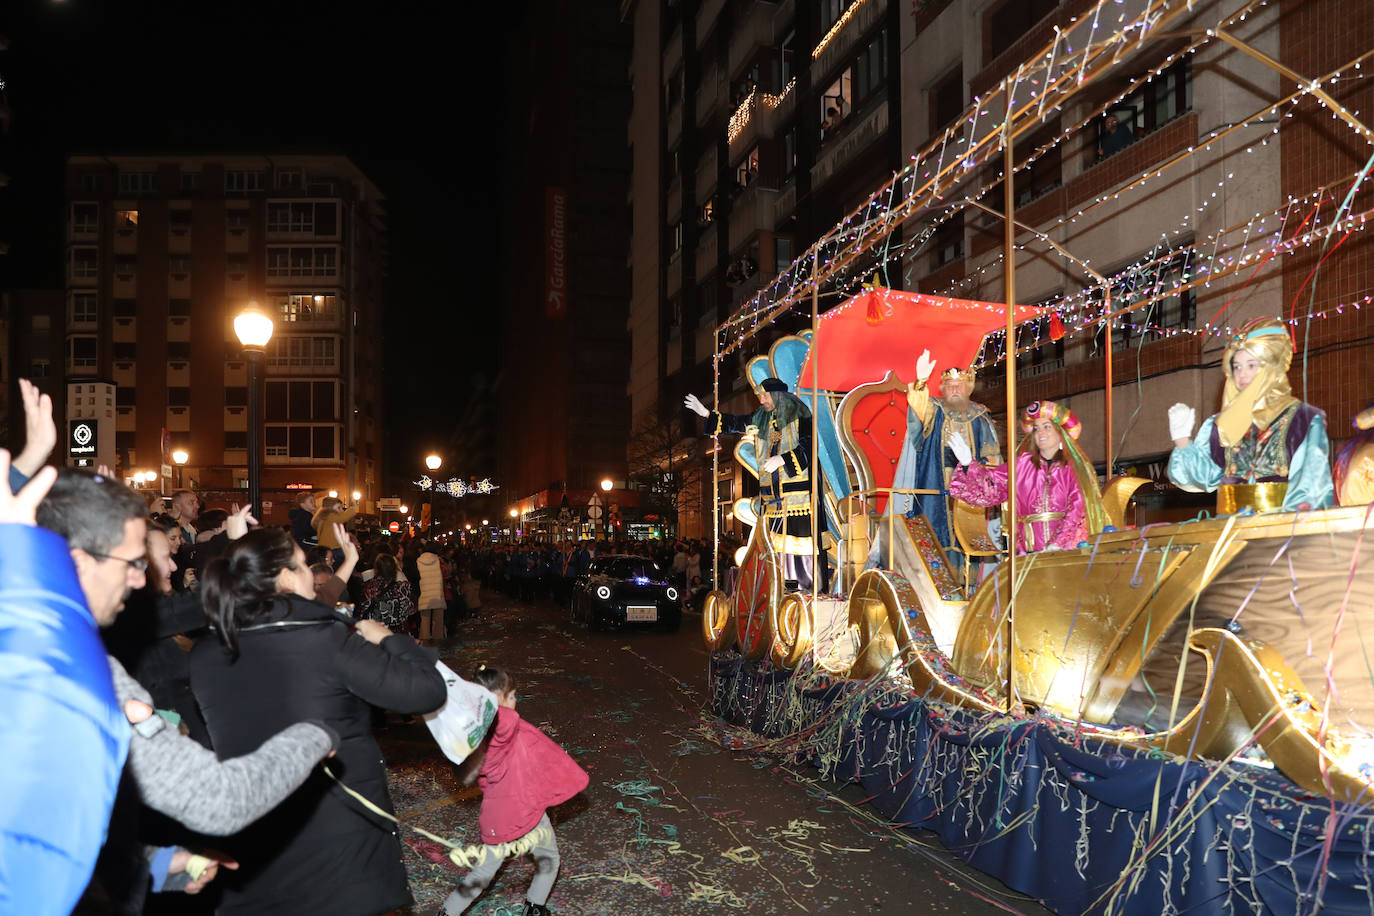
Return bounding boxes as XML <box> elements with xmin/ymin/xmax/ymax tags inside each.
<box><xmin>439</xmin><ymin>665</ymin><xmax>588</xmax><ymax>916</ymax></box>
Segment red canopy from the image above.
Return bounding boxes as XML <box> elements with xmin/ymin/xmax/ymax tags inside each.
<box><xmin>796</xmin><ymin>288</ymin><xmax>1048</xmax><ymax>394</ymax></box>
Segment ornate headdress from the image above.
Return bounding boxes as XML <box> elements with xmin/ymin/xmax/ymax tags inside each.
<box><xmin>1216</xmin><ymin>317</ymin><xmax>1297</xmax><ymax>448</ymax></box>
<box><xmin>940</xmin><ymin>366</ymin><xmax>976</xmax><ymax>386</ymax></box>
<box><xmin>1020</xmin><ymin>400</ymin><xmax>1082</xmax><ymax>439</ymax></box>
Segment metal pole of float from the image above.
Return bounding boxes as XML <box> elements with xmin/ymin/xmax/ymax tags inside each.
<box><xmin>1001</xmin><ymin>87</ymin><xmax>1018</xmax><ymax>716</ymax></box>
<box><xmin>810</xmin><ymin>248</ymin><xmax>820</xmax><ymax>604</ymax></box>
<box><xmin>712</xmin><ymin>336</ymin><xmax>721</xmax><ymax>593</ymax></box>
<box><xmin>1104</xmin><ymin>287</ymin><xmax>1114</xmax><ymax>477</ymax></box>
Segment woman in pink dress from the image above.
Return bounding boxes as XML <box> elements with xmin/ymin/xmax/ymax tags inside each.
<box><xmin>947</xmin><ymin>400</ymin><xmax>1109</xmax><ymax>554</ymax></box>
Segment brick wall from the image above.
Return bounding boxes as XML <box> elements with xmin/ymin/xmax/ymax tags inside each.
<box><xmin>1279</xmin><ymin>0</ymin><xmax>1374</xmax><ymax>440</ymax></box>
<box><xmin>1066</xmin><ymin>113</ymin><xmax>1198</xmax><ymax>209</ymax></box>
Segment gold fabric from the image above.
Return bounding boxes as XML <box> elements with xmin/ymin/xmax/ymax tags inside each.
<box><xmin>1216</xmin><ymin>482</ymin><xmax>1289</xmax><ymax>514</ymax></box>
<box><xmin>1216</xmin><ymin>318</ymin><xmax>1299</xmax><ymax>448</ymax></box>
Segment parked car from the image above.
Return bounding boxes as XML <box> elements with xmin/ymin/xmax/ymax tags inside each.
<box><xmin>571</xmin><ymin>555</ymin><xmax>681</xmax><ymax>631</ymax></box>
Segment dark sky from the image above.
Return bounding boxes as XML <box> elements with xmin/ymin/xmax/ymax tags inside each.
<box><xmin>0</xmin><ymin>0</ymin><xmax>510</xmax><ymax>477</ymax></box>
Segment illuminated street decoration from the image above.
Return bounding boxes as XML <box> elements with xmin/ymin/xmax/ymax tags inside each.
<box><xmin>413</xmin><ymin>475</ymin><xmax>500</xmax><ymax>497</ymax></box>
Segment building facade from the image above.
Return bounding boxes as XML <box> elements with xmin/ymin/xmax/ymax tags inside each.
<box><xmin>60</xmin><ymin>153</ymin><xmax>386</xmax><ymax>521</ymax></box>
<box><xmin>624</xmin><ymin>0</ymin><xmax>905</xmax><ymax>537</ymax></box>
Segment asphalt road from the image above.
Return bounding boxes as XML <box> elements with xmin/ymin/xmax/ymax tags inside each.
<box><xmin>379</xmin><ymin>587</ymin><xmax>1056</xmax><ymax>916</ymax></box>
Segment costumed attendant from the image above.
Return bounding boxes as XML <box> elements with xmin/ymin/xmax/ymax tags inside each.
<box><xmin>1167</xmin><ymin>317</ymin><xmax>1333</xmax><ymax>513</ymax></box>
<box><xmin>948</xmin><ymin>401</ymin><xmax>1110</xmax><ymax>553</ymax></box>
<box><xmin>685</xmin><ymin>379</ymin><xmax>829</xmax><ymax>592</ymax></box>
<box><xmin>438</xmin><ymin>665</ymin><xmax>588</xmax><ymax>916</ymax></box>
<box><xmin>891</xmin><ymin>349</ymin><xmax>1000</xmax><ymax>549</ymax></box>
<box><xmin>1334</xmin><ymin>402</ymin><xmax>1374</xmax><ymax>506</ymax></box>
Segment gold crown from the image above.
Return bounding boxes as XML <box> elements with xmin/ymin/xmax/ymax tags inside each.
<box><xmin>941</xmin><ymin>367</ymin><xmax>975</xmax><ymax>382</ymax></box>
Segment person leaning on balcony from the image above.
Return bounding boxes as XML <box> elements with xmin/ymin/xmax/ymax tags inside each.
<box><xmin>1098</xmin><ymin>113</ymin><xmax>1137</xmax><ymax>159</ymax></box>
<box><xmin>947</xmin><ymin>400</ymin><xmax>1110</xmax><ymax>554</ymax></box>
<box><xmin>1166</xmin><ymin>317</ymin><xmax>1333</xmax><ymax>513</ymax></box>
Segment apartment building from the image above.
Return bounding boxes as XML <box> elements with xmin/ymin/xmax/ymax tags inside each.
<box><xmin>61</xmin><ymin>153</ymin><xmax>386</xmax><ymax>521</ymax></box>
<box><xmin>624</xmin><ymin>0</ymin><xmax>904</xmax><ymax>537</ymax></box>
<box><xmin>497</xmin><ymin>0</ymin><xmax>635</xmax><ymax>538</ymax></box>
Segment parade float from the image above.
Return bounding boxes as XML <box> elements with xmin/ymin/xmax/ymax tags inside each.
<box><xmin>699</xmin><ymin>1</ymin><xmax>1374</xmax><ymax>912</ymax></box>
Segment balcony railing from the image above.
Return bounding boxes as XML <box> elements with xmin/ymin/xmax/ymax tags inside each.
<box><xmin>696</xmin><ymin>64</ymin><xmax>726</xmax><ymax>128</ymax></box>
<box><xmin>728</xmin><ymin>183</ymin><xmax>779</xmax><ymax>249</ymax></box>
<box><xmin>696</xmin><ymin>0</ymin><xmax>727</xmax><ymax>48</ymax></box>
<box><xmin>727</xmin><ymin>79</ymin><xmax>795</xmax><ymax>153</ymax></box>
<box><xmin>811</xmin><ymin>97</ymin><xmax>888</xmax><ymax>190</ymax></box>
<box><xmin>812</xmin><ymin>0</ymin><xmax>888</xmax><ymax>81</ymax></box>
<box><xmin>695</xmin><ymin>144</ymin><xmax>719</xmax><ymax>206</ymax></box>
<box><xmin>727</xmin><ymin>0</ymin><xmax>779</xmax><ymax>80</ymax></box>
<box><xmin>696</xmin><ymin>221</ymin><xmax>719</xmax><ymax>275</ymax></box>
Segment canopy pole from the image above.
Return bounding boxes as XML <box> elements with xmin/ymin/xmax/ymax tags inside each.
<box><xmin>712</xmin><ymin>341</ymin><xmax>721</xmax><ymax>592</ymax></box>
<box><xmin>1002</xmin><ymin>89</ymin><xmax>1018</xmax><ymax>716</ymax></box>
<box><xmin>1104</xmin><ymin>287</ymin><xmax>1114</xmax><ymax>478</ymax></box>
<box><xmin>810</xmin><ymin>249</ymin><xmax>820</xmax><ymax>604</ymax></box>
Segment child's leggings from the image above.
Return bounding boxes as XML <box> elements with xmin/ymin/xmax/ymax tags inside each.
<box><xmin>440</xmin><ymin>813</ymin><xmax>560</xmax><ymax>914</ymax></box>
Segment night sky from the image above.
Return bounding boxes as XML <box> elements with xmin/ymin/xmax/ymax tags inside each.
<box><xmin>0</xmin><ymin>0</ymin><xmax>510</xmax><ymax>480</ymax></box>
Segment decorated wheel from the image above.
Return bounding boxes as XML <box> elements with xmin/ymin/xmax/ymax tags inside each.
<box><xmin>701</xmin><ymin>590</ymin><xmax>734</xmax><ymax>652</ymax></box>
<box><xmin>770</xmin><ymin>592</ymin><xmax>814</xmax><ymax>669</ymax></box>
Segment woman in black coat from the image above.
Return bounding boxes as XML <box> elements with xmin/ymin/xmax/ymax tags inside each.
<box><xmin>190</xmin><ymin>526</ymin><xmax>445</xmax><ymax>915</ymax></box>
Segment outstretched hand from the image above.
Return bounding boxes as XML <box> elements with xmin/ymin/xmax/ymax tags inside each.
<box><xmin>225</xmin><ymin>503</ymin><xmax>259</xmax><ymax>540</ymax></box>
<box><xmin>1167</xmin><ymin>403</ymin><xmax>1196</xmax><ymax>446</ymax></box>
<box><xmin>13</xmin><ymin>379</ymin><xmax>57</xmax><ymax>479</ymax></box>
<box><xmin>684</xmin><ymin>394</ymin><xmax>709</xmax><ymax>418</ymax></box>
<box><xmin>0</xmin><ymin>449</ymin><xmax>58</xmax><ymax>526</ymax></box>
<box><xmin>916</xmin><ymin>349</ymin><xmax>937</xmax><ymax>384</ymax></box>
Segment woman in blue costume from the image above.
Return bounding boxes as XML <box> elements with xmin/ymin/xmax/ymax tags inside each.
<box><xmin>1167</xmin><ymin>317</ymin><xmax>1333</xmax><ymax>513</ymax></box>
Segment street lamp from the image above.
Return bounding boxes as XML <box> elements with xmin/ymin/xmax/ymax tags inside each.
<box><xmin>600</xmin><ymin>478</ymin><xmax>613</xmax><ymax>491</ymax></box>
<box><xmin>352</xmin><ymin>490</ymin><xmax>362</xmax><ymax>502</ymax></box>
<box><xmin>171</xmin><ymin>449</ymin><xmax>189</xmax><ymax>489</ymax></box>
<box><xmin>234</xmin><ymin>302</ymin><xmax>274</xmax><ymax>517</ymax></box>
<box><xmin>399</xmin><ymin>504</ymin><xmax>409</xmax><ymax>515</ymax></box>
<box><xmin>426</xmin><ymin>454</ymin><xmax>442</xmax><ymax>471</ymax></box>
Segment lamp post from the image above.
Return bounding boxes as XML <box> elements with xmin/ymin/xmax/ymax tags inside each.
<box><xmin>234</xmin><ymin>302</ymin><xmax>274</xmax><ymax>517</ymax></box>
<box><xmin>171</xmin><ymin>449</ymin><xmax>189</xmax><ymax>490</ymax></box>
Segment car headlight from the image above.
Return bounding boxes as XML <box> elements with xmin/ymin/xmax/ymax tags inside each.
<box><xmin>596</xmin><ymin>585</ymin><xmax>612</xmax><ymax>600</ymax></box>
<box><xmin>666</xmin><ymin>587</ymin><xmax>678</xmax><ymax>600</ymax></box>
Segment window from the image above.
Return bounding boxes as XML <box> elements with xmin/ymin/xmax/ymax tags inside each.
<box><xmin>266</xmin><ymin>335</ymin><xmax>337</xmax><ymax>368</ymax></box>
<box><xmin>225</xmin><ymin>170</ymin><xmax>264</xmax><ymax>193</ymax></box>
<box><xmin>71</xmin><ymin>203</ymin><xmax>99</xmax><ymax>234</ymax></box>
<box><xmin>266</xmin><ymin>246</ymin><xmax>338</xmax><ymax>278</ymax></box>
<box><xmin>273</xmin><ymin>293</ymin><xmax>340</xmax><ymax>322</ymax></box>
<box><xmin>930</xmin><ymin>67</ymin><xmax>963</xmax><ymax>135</ymax></box>
<box><xmin>79</xmin><ymin>174</ymin><xmax>103</xmax><ymax>193</ymax></box>
<box><xmin>276</xmin><ymin>169</ymin><xmax>304</xmax><ymax>189</ymax></box>
<box><xmin>670</xmin><ymin>221</ymin><xmax>684</xmax><ymax>255</ymax></box>
<box><xmin>777</xmin><ymin>30</ymin><xmax>795</xmax><ymax>90</ymax></box>
<box><xmin>70</xmin><ymin>292</ymin><xmax>98</xmax><ymax>324</ymax></box>
<box><xmin>70</xmin><ymin>247</ymin><xmax>99</xmax><ymax>279</ymax></box>
<box><xmin>987</xmin><ymin>0</ymin><xmax>1056</xmax><ymax>63</ymax></box>
<box><xmin>852</xmin><ymin>30</ymin><xmax>887</xmax><ymax>106</ymax></box>
<box><xmin>736</xmin><ymin>147</ymin><xmax>760</xmax><ymax>189</ymax></box>
<box><xmin>118</xmin><ymin>172</ymin><xmax>159</xmax><ymax>195</ymax></box>
<box><xmin>181</xmin><ymin>171</ymin><xmax>201</xmax><ymax>191</ymax></box>
<box><xmin>1091</xmin><ymin>248</ymin><xmax>1197</xmax><ymax>353</ymax></box>
<box><xmin>224</xmin><ymin>431</ymin><xmax>248</xmax><ymax>450</ymax></box>
<box><xmin>820</xmin><ymin>70</ymin><xmax>852</xmax><ymax>138</ymax></box>
<box><xmin>113</xmin><ymin>298</ymin><xmax>137</xmax><ymax>317</ymax></box>
<box><xmin>665</xmin><ymin>68</ymin><xmax>684</xmax><ymax>111</ymax></box>
<box><xmin>169</xmin><ymin>298</ymin><xmax>192</xmax><ymax>316</ymax></box>
<box><xmin>1014</xmin><ymin>119</ymin><xmax>1062</xmax><ymax>205</ymax></box>
<box><xmin>116</xmin><ymin>387</ymin><xmax>136</xmax><ymax>406</ymax></box>
<box><xmin>168</xmin><ymin>256</ymin><xmax>191</xmax><ymax>275</ymax></box>
<box><xmin>226</xmin><ymin>210</ymin><xmax>251</xmax><ymax>233</ymax></box>
<box><xmin>169</xmin><ymin>209</ymin><xmax>192</xmax><ymax>232</ymax></box>
<box><xmin>698</xmin><ymin>199</ymin><xmax>715</xmax><ymax>228</ymax></box>
<box><xmin>68</xmin><ymin>336</ymin><xmax>98</xmax><ymax>370</ymax></box>
<box><xmin>227</xmin><ymin>253</ymin><xmax>249</xmax><ymax>277</ymax></box>
<box><xmin>268</xmin><ymin>201</ymin><xmax>318</xmax><ymax>234</ymax></box>
<box><xmin>113</xmin><ymin>255</ymin><xmax>136</xmax><ymax>276</ymax></box>
<box><xmin>167</xmin><ymin>341</ymin><xmax>191</xmax><ymax>360</ymax></box>
<box><xmin>224</xmin><ymin>386</ymin><xmax>247</xmax><ymax>406</ymax></box>
<box><xmin>932</xmin><ymin>212</ymin><xmax>964</xmax><ymax>268</ymax></box>
<box><xmin>116</xmin><ymin>209</ymin><xmax>139</xmax><ymax>230</ymax></box>
<box><xmin>819</xmin><ymin>0</ymin><xmax>847</xmax><ymax>33</ymax></box>
<box><xmin>113</xmin><ymin>342</ymin><xmax>137</xmax><ymax>360</ymax></box>
<box><xmin>265</xmin><ymin>424</ymin><xmax>337</xmax><ymax>460</ymax></box>
<box><xmin>167</xmin><ymin>387</ymin><xmax>191</xmax><ymax>407</ymax></box>
<box><xmin>782</xmin><ymin>125</ymin><xmax>798</xmax><ymax>179</ymax></box>
<box><xmin>775</xmin><ymin>236</ymin><xmax>793</xmax><ymax>275</ymax></box>
<box><xmin>1096</xmin><ymin>60</ymin><xmax>1192</xmax><ymax>161</ymax></box>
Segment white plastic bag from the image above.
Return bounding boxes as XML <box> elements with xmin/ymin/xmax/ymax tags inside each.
<box><xmin>422</xmin><ymin>661</ymin><xmax>499</xmax><ymax>764</ymax></box>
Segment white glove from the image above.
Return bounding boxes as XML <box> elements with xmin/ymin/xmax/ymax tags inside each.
<box><xmin>916</xmin><ymin>349</ymin><xmax>937</xmax><ymax>384</ymax></box>
<box><xmin>684</xmin><ymin>393</ymin><xmax>709</xmax><ymax>418</ymax></box>
<box><xmin>1167</xmin><ymin>403</ymin><xmax>1196</xmax><ymax>441</ymax></box>
<box><xmin>948</xmin><ymin>431</ymin><xmax>974</xmax><ymax>466</ymax></box>
<box><xmin>761</xmin><ymin>455</ymin><xmax>785</xmax><ymax>474</ymax></box>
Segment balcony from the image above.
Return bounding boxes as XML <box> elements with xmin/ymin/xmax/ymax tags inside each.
<box><xmin>696</xmin><ymin>144</ymin><xmax>719</xmax><ymax>206</ymax></box>
<box><xmin>667</xmin><ymin>177</ymin><xmax>683</xmax><ymax>223</ymax></box>
<box><xmin>667</xmin><ymin>251</ymin><xmax>683</xmax><ymax>298</ymax></box>
<box><xmin>68</xmin><ymin>221</ymin><xmax>98</xmax><ymax>243</ymax></box>
<box><xmin>696</xmin><ymin>0</ymin><xmax>726</xmax><ymax>48</ymax></box>
<box><xmin>728</xmin><ymin>183</ymin><xmax>779</xmax><ymax>249</ymax></box>
<box><xmin>696</xmin><ymin>221</ymin><xmax>719</xmax><ymax>275</ymax></box>
<box><xmin>811</xmin><ymin>98</ymin><xmax>889</xmax><ymax>190</ymax></box>
<box><xmin>696</xmin><ymin>64</ymin><xmax>726</xmax><ymax>128</ymax></box>
<box><xmin>727</xmin><ymin>81</ymin><xmax>794</xmax><ymax>156</ymax></box>
<box><xmin>663</xmin><ymin>26</ymin><xmax>683</xmax><ymax>81</ymax></box>
<box><xmin>776</xmin><ymin>180</ymin><xmax>797</xmax><ymax>223</ymax></box>
<box><xmin>667</xmin><ymin>102</ymin><xmax>683</xmax><ymax>150</ymax></box>
<box><xmin>728</xmin><ymin>0</ymin><xmax>779</xmax><ymax>81</ymax></box>
<box><xmin>812</xmin><ymin>0</ymin><xmax>888</xmax><ymax>83</ymax></box>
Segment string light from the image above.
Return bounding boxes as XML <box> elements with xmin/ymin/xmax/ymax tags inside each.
<box><xmin>412</xmin><ymin>475</ymin><xmax>500</xmax><ymax>497</ymax></box>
